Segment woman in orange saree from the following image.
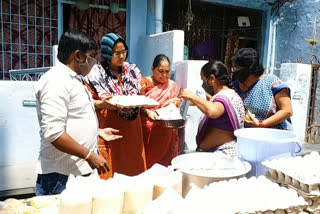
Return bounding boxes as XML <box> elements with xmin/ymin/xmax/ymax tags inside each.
<box><xmin>141</xmin><ymin>54</ymin><xmax>181</xmax><ymax>168</ymax></box>
<box><xmin>86</xmin><ymin>33</ymin><xmax>146</xmax><ymax>179</ymax></box>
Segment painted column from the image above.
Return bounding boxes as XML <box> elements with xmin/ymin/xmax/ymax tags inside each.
<box><xmin>57</xmin><ymin>0</ymin><xmax>63</xmax><ymax>41</ymax></box>
<box><xmin>261</xmin><ymin>9</ymin><xmax>271</xmax><ymax>70</ymax></box>
<box><xmin>147</xmin><ymin>0</ymin><xmax>156</xmax><ymax>35</ymax></box>
<box><xmin>126</xmin><ymin>0</ymin><xmax>148</xmax><ymax>64</ymax></box>
<box><xmin>155</xmin><ymin>0</ymin><xmax>163</xmax><ymax>33</ymax></box>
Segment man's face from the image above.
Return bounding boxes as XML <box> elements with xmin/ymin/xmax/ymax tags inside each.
<box><xmin>78</xmin><ymin>50</ymin><xmax>98</xmax><ymax>76</ymax></box>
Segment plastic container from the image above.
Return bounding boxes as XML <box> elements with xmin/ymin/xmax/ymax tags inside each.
<box><xmin>234</xmin><ymin>128</ymin><xmax>302</xmax><ymax>177</ymax></box>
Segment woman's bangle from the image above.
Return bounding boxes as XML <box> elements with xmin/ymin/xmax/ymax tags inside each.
<box><xmin>259</xmin><ymin>121</ymin><xmax>263</xmax><ymax>128</ymax></box>
<box><xmin>84</xmin><ymin>150</ymin><xmax>92</xmax><ymax>160</ymax></box>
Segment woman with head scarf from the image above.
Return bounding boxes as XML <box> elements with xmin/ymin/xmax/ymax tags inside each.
<box><xmin>230</xmin><ymin>48</ymin><xmax>293</xmax><ymax>130</ymax></box>
<box><xmin>85</xmin><ymin>33</ymin><xmax>146</xmax><ymax>179</ymax></box>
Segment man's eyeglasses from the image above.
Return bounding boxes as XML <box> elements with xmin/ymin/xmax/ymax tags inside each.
<box><xmin>79</xmin><ymin>51</ymin><xmax>100</xmax><ymax>65</ymax></box>
<box><xmin>112</xmin><ymin>50</ymin><xmax>128</xmax><ymax>57</ymax></box>
<box><xmin>86</xmin><ymin>55</ymin><xmax>100</xmax><ymax>65</ymax></box>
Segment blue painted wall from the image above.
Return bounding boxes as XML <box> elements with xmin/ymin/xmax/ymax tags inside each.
<box><xmin>147</xmin><ymin>0</ymin><xmax>156</xmax><ymax>35</ymax></box>
<box><xmin>274</xmin><ymin>0</ymin><xmax>320</xmax><ymax>124</ymax></box>
<box><xmin>274</xmin><ymin>0</ymin><xmax>320</xmax><ymax>70</ymax></box>
<box><xmin>126</xmin><ymin>0</ymin><xmax>148</xmax><ymax>64</ymax></box>
<box><xmin>200</xmin><ymin>0</ymin><xmax>270</xmax><ymax>10</ymax></box>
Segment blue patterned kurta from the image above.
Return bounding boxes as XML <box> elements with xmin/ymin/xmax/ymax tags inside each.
<box><xmin>233</xmin><ymin>74</ymin><xmax>292</xmax><ymax>130</ymax></box>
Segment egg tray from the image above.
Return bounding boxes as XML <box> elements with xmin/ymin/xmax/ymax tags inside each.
<box><xmin>263</xmin><ymin>164</ymin><xmax>320</xmax><ymax>196</ymax></box>
<box><xmin>234</xmin><ymin>190</ymin><xmax>307</xmax><ymax>214</ymax></box>
<box><xmin>304</xmin><ymin>210</ymin><xmax>320</xmax><ymax>214</ymax></box>
<box><xmin>266</xmin><ymin>172</ymin><xmax>320</xmax><ymax>213</ymax></box>
<box><xmin>235</xmin><ymin>206</ymin><xmax>307</xmax><ymax>214</ymax></box>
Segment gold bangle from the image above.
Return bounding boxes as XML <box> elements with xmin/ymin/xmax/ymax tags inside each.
<box><xmin>84</xmin><ymin>150</ymin><xmax>92</xmax><ymax>160</ymax></box>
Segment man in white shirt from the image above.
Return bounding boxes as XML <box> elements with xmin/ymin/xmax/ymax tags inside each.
<box><xmin>35</xmin><ymin>30</ymin><xmax>121</xmax><ymax>196</ymax></box>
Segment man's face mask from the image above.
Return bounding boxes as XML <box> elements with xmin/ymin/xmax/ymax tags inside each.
<box><xmin>79</xmin><ymin>52</ymin><xmax>98</xmax><ymax>76</ymax></box>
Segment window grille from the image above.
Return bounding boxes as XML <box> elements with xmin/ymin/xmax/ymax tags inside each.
<box><xmin>0</xmin><ymin>0</ymin><xmax>58</xmax><ymax>80</ymax></box>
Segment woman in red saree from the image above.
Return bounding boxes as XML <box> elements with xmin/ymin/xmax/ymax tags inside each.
<box><xmin>141</xmin><ymin>54</ymin><xmax>181</xmax><ymax>168</ymax></box>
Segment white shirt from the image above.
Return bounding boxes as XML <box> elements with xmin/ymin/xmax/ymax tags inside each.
<box><xmin>35</xmin><ymin>61</ymin><xmax>98</xmax><ymax>176</ymax></box>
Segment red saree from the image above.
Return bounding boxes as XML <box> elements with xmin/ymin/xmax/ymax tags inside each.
<box><xmin>141</xmin><ymin>77</ymin><xmax>180</xmax><ymax>168</ymax></box>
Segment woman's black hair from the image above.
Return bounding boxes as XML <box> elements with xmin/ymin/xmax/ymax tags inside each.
<box><xmin>230</xmin><ymin>48</ymin><xmax>264</xmax><ymax>78</ymax></box>
<box><xmin>152</xmin><ymin>54</ymin><xmax>171</xmax><ymax>68</ymax></box>
<box><xmin>201</xmin><ymin>60</ymin><xmax>232</xmax><ymax>88</ymax></box>
<box><xmin>57</xmin><ymin>30</ymin><xmax>97</xmax><ymax>64</ymax></box>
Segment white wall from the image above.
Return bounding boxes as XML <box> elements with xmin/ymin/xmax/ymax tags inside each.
<box><xmin>279</xmin><ymin>63</ymin><xmax>312</xmax><ymax>143</ymax></box>
<box><xmin>137</xmin><ymin>30</ymin><xmax>184</xmax><ymax>77</ymax></box>
<box><xmin>175</xmin><ymin>60</ymin><xmax>208</xmax><ymax>151</ymax></box>
<box><xmin>0</xmin><ymin>81</ymin><xmax>40</xmax><ymax>194</ymax></box>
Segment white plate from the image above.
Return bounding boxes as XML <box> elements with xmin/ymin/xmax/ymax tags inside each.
<box><xmin>110</xmin><ymin>95</ymin><xmax>160</xmax><ymax>108</ymax></box>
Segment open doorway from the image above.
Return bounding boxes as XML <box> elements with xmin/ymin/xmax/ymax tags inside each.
<box><xmin>163</xmin><ymin>0</ymin><xmax>263</xmax><ymax>67</ymax></box>
<box><xmin>62</xmin><ymin>0</ymin><xmax>127</xmax><ymax>61</ymax></box>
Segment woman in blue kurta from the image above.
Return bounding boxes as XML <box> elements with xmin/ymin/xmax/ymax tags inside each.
<box><xmin>230</xmin><ymin>48</ymin><xmax>293</xmax><ymax>130</ymax></box>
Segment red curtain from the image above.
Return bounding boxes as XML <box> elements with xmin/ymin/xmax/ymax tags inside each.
<box><xmin>68</xmin><ymin>3</ymin><xmax>126</xmax><ymax>61</ymax></box>
<box><xmin>224</xmin><ymin>31</ymin><xmax>240</xmax><ymax>68</ymax></box>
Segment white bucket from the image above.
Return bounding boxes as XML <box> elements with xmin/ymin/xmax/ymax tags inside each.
<box><xmin>234</xmin><ymin>128</ymin><xmax>302</xmax><ymax>177</ymax></box>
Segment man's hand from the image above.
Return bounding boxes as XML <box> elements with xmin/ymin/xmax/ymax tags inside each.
<box><xmin>86</xmin><ymin>152</ymin><xmax>109</xmax><ymax>174</ymax></box>
<box><xmin>98</xmin><ymin>128</ymin><xmax>122</xmax><ymax>141</ymax></box>
<box><xmin>51</xmin><ymin>133</ymin><xmax>110</xmax><ymax>175</ymax></box>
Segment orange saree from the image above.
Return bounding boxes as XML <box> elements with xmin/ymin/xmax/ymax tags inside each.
<box><xmin>141</xmin><ymin>77</ymin><xmax>180</xmax><ymax>168</ymax></box>
<box><xmin>97</xmin><ymin>110</ymin><xmax>146</xmax><ymax>179</ymax></box>
<box><xmin>85</xmin><ymin>74</ymin><xmax>146</xmax><ymax>179</ymax></box>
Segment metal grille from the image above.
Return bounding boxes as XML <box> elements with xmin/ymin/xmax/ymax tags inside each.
<box><xmin>303</xmin><ymin>56</ymin><xmax>320</xmax><ymax>144</ymax></box>
<box><xmin>163</xmin><ymin>0</ymin><xmax>262</xmax><ymax>63</ymax></box>
<box><xmin>9</xmin><ymin>67</ymin><xmax>50</xmax><ymax>81</ymax></box>
<box><xmin>0</xmin><ymin>0</ymin><xmax>58</xmax><ymax>80</ymax></box>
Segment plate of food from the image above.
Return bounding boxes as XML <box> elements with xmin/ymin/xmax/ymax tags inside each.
<box><xmin>109</xmin><ymin>95</ymin><xmax>160</xmax><ymax>108</ymax></box>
